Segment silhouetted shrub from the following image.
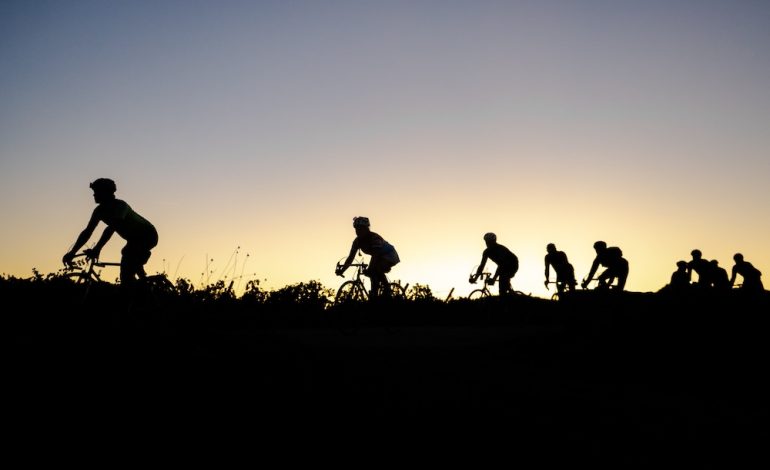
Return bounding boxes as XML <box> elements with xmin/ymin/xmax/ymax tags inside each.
<box><xmin>266</xmin><ymin>280</ymin><xmax>333</xmax><ymax>311</ymax></box>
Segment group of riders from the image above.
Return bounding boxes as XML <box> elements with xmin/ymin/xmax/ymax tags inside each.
<box><xmin>470</xmin><ymin>236</ymin><xmax>631</xmax><ymax>297</ymax></box>
<box><xmin>63</xmin><ymin>178</ymin><xmax>765</xmax><ymax>300</ymax></box>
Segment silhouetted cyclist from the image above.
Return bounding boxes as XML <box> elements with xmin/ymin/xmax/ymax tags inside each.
<box><xmin>729</xmin><ymin>253</ymin><xmax>764</xmax><ymax>293</ymax></box>
<box><xmin>687</xmin><ymin>249</ymin><xmax>713</xmax><ymax>287</ymax></box>
<box><xmin>710</xmin><ymin>259</ymin><xmax>730</xmax><ymax>292</ymax></box>
<box><xmin>544</xmin><ymin>243</ymin><xmax>576</xmax><ymax>293</ymax></box>
<box><xmin>62</xmin><ymin>178</ymin><xmax>158</xmax><ymax>286</ymax></box>
<box><xmin>470</xmin><ymin>232</ymin><xmax>519</xmax><ymax>296</ymax></box>
<box><xmin>668</xmin><ymin>260</ymin><xmax>691</xmax><ymax>293</ymax></box>
<box><xmin>336</xmin><ymin>216</ymin><xmax>400</xmax><ymax>301</ymax></box>
<box><xmin>582</xmin><ymin>240</ymin><xmax>628</xmax><ymax>291</ymax></box>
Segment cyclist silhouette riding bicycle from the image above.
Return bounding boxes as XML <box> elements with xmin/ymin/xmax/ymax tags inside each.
<box><xmin>729</xmin><ymin>253</ymin><xmax>764</xmax><ymax>293</ymax></box>
<box><xmin>62</xmin><ymin>178</ymin><xmax>158</xmax><ymax>286</ymax></box>
<box><xmin>470</xmin><ymin>232</ymin><xmax>519</xmax><ymax>296</ymax></box>
<box><xmin>335</xmin><ymin>216</ymin><xmax>400</xmax><ymax>301</ymax></box>
<box><xmin>544</xmin><ymin>243</ymin><xmax>576</xmax><ymax>293</ymax></box>
<box><xmin>582</xmin><ymin>240</ymin><xmax>628</xmax><ymax>291</ymax></box>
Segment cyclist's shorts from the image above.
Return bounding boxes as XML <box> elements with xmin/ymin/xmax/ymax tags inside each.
<box><xmin>381</xmin><ymin>243</ymin><xmax>400</xmax><ymax>266</ymax></box>
<box><xmin>121</xmin><ymin>232</ymin><xmax>158</xmax><ymax>266</ymax></box>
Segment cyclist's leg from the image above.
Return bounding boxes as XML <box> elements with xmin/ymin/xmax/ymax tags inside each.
<box><xmin>120</xmin><ymin>241</ymin><xmax>153</xmax><ymax>285</ymax></box>
<box><xmin>498</xmin><ymin>272</ymin><xmax>513</xmax><ymax>296</ymax></box>
<box><xmin>615</xmin><ymin>260</ymin><xmax>629</xmax><ymax>291</ymax></box>
<box><xmin>564</xmin><ymin>264</ymin><xmax>577</xmax><ymax>292</ymax></box>
<box><xmin>555</xmin><ymin>274</ymin><xmax>565</xmax><ymax>294</ymax></box>
<box><xmin>368</xmin><ymin>257</ymin><xmax>393</xmax><ymax>300</ymax></box>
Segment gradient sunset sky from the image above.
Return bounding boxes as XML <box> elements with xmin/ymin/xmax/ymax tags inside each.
<box><xmin>2</xmin><ymin>0</ymin><xmax>769</xmax><ymax>299</ymax></box>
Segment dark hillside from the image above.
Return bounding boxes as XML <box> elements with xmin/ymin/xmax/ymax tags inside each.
<box><xmin>6</xmin><ymin>274</ymin><xmax>768</xmax><ymax>462</ymax></box>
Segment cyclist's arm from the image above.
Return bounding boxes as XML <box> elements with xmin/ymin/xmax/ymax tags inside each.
<box><xmin>63</xmin><ymin>212</ymin><xmax>100</xmax><ymax>263</ymax></box>
<box><xmin>582</xmin><ymin>257</ymin><xmax>600</xmax><ymax>287</ymax></box>
<box><xmin>729</xmin><ymin>266</ymin><xmax>738</xmax><ymax>286</ymax></box>
<box><xmin>91</xmin><ymin>226</ymin><xmax>116</xmax><ymax>256</ymax></box>
<box><xmin>544</xmin><ymin>256</ymin><xmax>551</xmax><ymax>283</ymax></box>
<box><xmin>475</xmin><ymin>253</ymin><xmax>488</xmax><ymax>277</ymax></box>
<box><xmin>337</xmin><ymin>240</ymin><xmax>358</xmax><ymax>274</ymax></box>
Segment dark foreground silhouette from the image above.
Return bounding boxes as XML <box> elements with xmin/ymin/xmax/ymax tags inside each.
<box><xmin>6</xmin><ymin>273</ymin><xmax>769</xmax><ymax>462</ymax></box>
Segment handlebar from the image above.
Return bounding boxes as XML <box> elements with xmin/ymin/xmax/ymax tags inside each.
<box><xmin>335</xmin><ymin>261</ymin><xmax>368</xmax><ymax>277</ymax></box>
<box><xmin>469</xmin><ymin>272</ymin><xmax>492</xmax><ymax>284</ymax></box>
<box><xmin>65</xmin><ymin>252</ymin><xmax>121</xmax><ymax>269</ymax></box>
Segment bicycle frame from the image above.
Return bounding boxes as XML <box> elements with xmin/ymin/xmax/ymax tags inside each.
<box><xmin>64</xmin><ymin>253</ymin><xmax>121</xmax><ymax>284</ymax></box>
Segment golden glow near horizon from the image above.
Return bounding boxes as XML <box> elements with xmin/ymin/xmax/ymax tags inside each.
<box><xmin>2</xmin><ymin>1</ymin><xmax>769</xmax><ymax>298</ymax></box>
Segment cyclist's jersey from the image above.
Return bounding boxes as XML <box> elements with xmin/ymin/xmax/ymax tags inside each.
<box><xmin>687</xmin><ymin>258</ymin><xmax>713</xmax><ymax>285</ymax></box>
<box><xmin>352</xmin><ymin>231</ymin><xmax>387</xmax><ymax>256</ymax></box>
<box><xmin>93</xmin><ymin>199</ymin><xmax>157</xmax><ymax>242</ymax></box>
<box><xmin>599</xmin><ymin>246</ymin><xmax>624</xmax><ymax>269</ymax></box>
<box><xmin>483</xmin><ymin>244</ymin><xmax>518</xmax><ymax>270</ymax></box>
<box><xmin>352</xmin><ymin>231</ymin><xmax>399</xmax><ymax>266</ymax></box>
<box><xmin>545</xmin><ymin>250</ymin><xmax>572</xmax><ymax>272</ymax></box>
<box><xmin>733</xmin><ymin>261</ymin><xmax>762</xmax><ymax>281</ymax></box>
<box><xmin>712</xmin><ymin>266</ymin><xmax>730</xmax><ymax>289</ymax></box>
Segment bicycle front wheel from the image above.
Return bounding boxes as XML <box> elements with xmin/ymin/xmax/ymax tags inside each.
<box><xmin>333</xmin><ymin>281</ymin><xmax>366</xmax><ymax>335</ymax></box>
<box><xmin>468</xmin><ymin>289</ymin><xmax>488</xmax><ymax>300</ymax></box>
<box><xmin>64</xmin><ymin>271</ymin><xmax>92</xmax><ymax>285</ymax></box>
<box><xmin>334</xmin><ymin>281</ymin><xmax>367</xmax><ymax>304</ymax></box>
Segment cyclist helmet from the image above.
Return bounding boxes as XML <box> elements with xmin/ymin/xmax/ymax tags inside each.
<box><xmin>676</xmin><ymin>260</ymin><xmax>687</xmax><ymax>268</ymax></box>
<box><xmin>593</xmin><ymin>240</ymin><xmax>607</xmax><ymax>250</ymax></box>
<box><xmin>691</xmin><ymin>249</ymin><xmax>702</xmax><ymax>258</ymax></box>
<box><xmin>546</xmin><ymin>243</ymin><xmax>556</xmax><ymax>252</ymax></box>
<box><xmin>353</xmin><ymin>216</ymin><xmax>370</xmax><ymax>228</ymax></box>
<box><xmin>734</xmin><ymin>253</ymin><xmax>744</xmax><ymax>262</ymax></box>
<box><xmin>90</xmin><ymin>178</ymin><xmax>116</xmax><ymax>194</ymax></box>
<box><xmin>483</xmin><ymin>232</ymin><xmax>497</xmax><ymax>243</ymax></box>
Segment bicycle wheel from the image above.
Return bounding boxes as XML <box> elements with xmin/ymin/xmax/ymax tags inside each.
<box><xmin>334</xmin><ymin>281</ymin><xmax>367</xmax><ymax>304</ymax></box>
<box><xmin>64</xmin><ymin>271</ymin><xmax>92</xmax><ymax>285</ymax></box>
<box><xmin>333</xmin><ymin>281</ymin><xmax>366</xmax><ymax>335</ymax></box>
<box><xmin>468</xmin><ymin>289</ymin><xmax>488</xmax><ymax>300</ymax></box>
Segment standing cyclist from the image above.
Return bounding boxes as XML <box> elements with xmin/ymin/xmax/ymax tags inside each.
<box><xmin>470</xmin><ymin>232</ymin><xmax>519</xmax><ymax>296</ymax></box>
<box><xmin>62</xmin><ymin>178</ymin><xmax>158</xmax><ymax>286</ymax></box>
<box><xmin>336</xmin><ymin>216</ymin><xmax>400</xmax><ymax>301</ymax></box>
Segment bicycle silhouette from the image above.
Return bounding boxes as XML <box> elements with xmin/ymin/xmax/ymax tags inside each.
<box><xmin>63</xmin><ymin>252</ymin><xmax>176</xmax><ymax>302</ymax></box>
<box><xmin>333</xmin><ymin>255</ymin><xmax>407</xmax><ymax>335</ymax></box>
<box><xmin>468</xmin><ymin>267</ymin><xmax>528</xmax><ymax>299</ymax></box>
<box><xmin>334</xmin><ymin>256</ymin><xmax>407</xmax><ymax>304</ymax></box>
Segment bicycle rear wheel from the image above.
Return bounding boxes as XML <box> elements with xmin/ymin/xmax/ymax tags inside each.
<box><xmin>387</xmin><ymin>282</ymin><xmax>406</xmax><ymax>300</ymax></box>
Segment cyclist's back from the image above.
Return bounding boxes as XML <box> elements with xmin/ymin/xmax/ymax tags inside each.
<box><xmin>483</xmin><ymin>243</ymin><xmax>518</xmax><ymax>271</ymax></box>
